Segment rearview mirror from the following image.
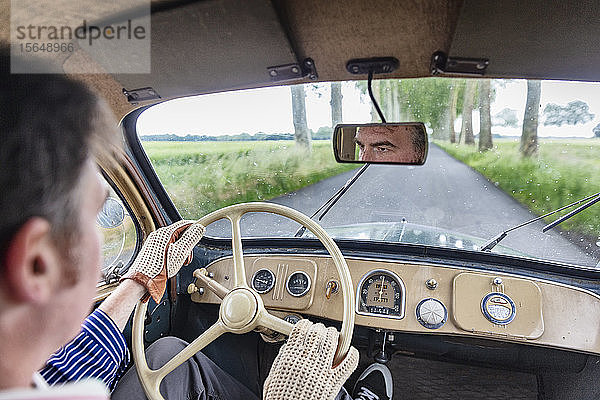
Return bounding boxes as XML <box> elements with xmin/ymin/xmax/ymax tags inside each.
<box><xmin>333</xmin><ymin>123</ymin><xmax>428</xmax><ymax>165</ymax></box>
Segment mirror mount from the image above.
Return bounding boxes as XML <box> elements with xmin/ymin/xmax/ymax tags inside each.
<box><xmin>368</xmin><ymin>71</ymin><xmax>387</xmax><ymax>124</ymax></box>
<box><xmin>346</xmin><ymin>57</ymin><xmax>399</xmax><ymax>123</ymax></box>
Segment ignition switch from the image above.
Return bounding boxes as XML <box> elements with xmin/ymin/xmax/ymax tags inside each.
<box><xmin>325</xmin><ymin>280</ymin><xmax>339</xmax><ymax>299</ymax></box>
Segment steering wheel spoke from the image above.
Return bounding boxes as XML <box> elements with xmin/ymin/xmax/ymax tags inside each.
<box><xmin>154</xmin><ymin>321</ymin><xmax>226</xmax><ymax>381</ymax></box>
<box><xmin>228</xmin><ymin>213</ymin><xmax>248</xmax><ymax>288</ymax></box>
<box><xmin>258</xmin><ymin>310</ymin><xmax>294</xmax><ymax>335</ymax></box>
<box><xmin>193</xmin><ymin>268</ymin><xmax>230</xmax><ymax>299</ymax></box>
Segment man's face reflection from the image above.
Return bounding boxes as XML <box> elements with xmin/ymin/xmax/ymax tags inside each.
<box><xmin>355</xmin><ymin>126</ymin><xmax>421</xmax><ymax>163</ymax></box>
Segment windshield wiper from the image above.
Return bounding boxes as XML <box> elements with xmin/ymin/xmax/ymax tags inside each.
<box><xmin>294</xmin><ymin>164</ymin><xmax>369</xmax><ymax>237</ymax></box>
<box><xmin>480</xmin><ymin>191</ymin><xmax>600</xmax><ymax>252</ymax></box>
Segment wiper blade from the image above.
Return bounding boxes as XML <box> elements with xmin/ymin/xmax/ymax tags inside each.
<box><xmin>542</xmin><ymin>193</ymin><xmax>600</xmax><ymax>233</ymax></box>
<box><xmin>294</xmin><ymin>164</ymin><xmax>370</xmax><ymax>237</ymax></box>
<box><xmin>481</xmin><ymin>191</ymin><xmax>600</xmax><ymax>252</ymax></box>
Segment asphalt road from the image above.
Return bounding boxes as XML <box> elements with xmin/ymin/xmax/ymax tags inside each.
<box><xmin>206</xmin><ymin>144</ymin><xmax>599</xmax><ymax>267</ymax></box>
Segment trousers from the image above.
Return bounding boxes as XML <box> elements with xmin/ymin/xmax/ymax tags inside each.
<box><xmin>111</xmin><ymin>337</ymin><xmax>351</xmax><ymax>400</ymax></box>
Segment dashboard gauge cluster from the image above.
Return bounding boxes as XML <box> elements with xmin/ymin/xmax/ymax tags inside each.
<box><xmin>250</xmin><ymin>267</ymin><xmax>312</xmax><ymax>298</ymax></box>
<box><xmin>357</xmin><ymin>269</ymin><xmax>406</xmax><ymax>319</ymax></box>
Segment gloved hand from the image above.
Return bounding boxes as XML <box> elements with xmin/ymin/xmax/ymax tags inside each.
<box><xmin>122</xmin><ymin>220</ymin><xmax>205</xmax><ymax>303</ymax></box>
<box><xmin>263</xmin><ymin>319</ymin><xmax>359</xmax><ymax>400</ymax></box>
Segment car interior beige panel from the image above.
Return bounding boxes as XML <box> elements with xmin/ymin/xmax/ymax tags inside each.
<box><xmin>94</xmin><ymin>282</ymin><xmax>119</xmax><ymax>302</ymax></box>
<box><xmin>191</xmin><ymin>255</ymin><xmax>600</xmax><ymax>355</ymax></box>
<box><xmin>95</xmin><ymin>154</ymin><xmax>156</xmax><ymax>295</ymax></box>
<box><xmin>338</xmin><ymin>127</ymin><xmax>356</xmax><ymax>160</ymax></box>
<box><xmin>273</xmin><ymin>0</ymin><xmax>463</xmax><ymax>81</ymax></box>
<box><xmin>453</xmin><ymin>272</ymin><xmax>543</xmax><ymax>339</ymax></box>
<box><xmin>114</xmin><ymin>0</ymin><xmax>298</xmax><ymax>99</ymax></box>
<box><xmin>449</xmin><ymin>0</ymin><xmax>600</xmax><ymax>81</ymax></box>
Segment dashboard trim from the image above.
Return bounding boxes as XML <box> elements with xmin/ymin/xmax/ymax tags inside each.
<box><xmin>198</xmin><ymin>253</ymin><xmax>600</xmax><ymax>307</ymax></box>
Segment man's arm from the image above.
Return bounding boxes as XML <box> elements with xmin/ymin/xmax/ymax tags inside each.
<box><xmin>98</xmin><ymin>280</ymin><xmax>146</xmax><ymax>331</ymax></box>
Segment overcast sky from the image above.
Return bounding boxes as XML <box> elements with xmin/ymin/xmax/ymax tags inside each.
<box><xmin>137</xmin><ymin>79</ymin><xmax>600</xmax><ymax>138</ymax></box>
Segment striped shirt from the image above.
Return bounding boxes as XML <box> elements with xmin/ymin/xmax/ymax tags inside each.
<box><xmin>39</xmin><ymin>309</ymin><xmax>130</xmax><ymax>391</ymax></box>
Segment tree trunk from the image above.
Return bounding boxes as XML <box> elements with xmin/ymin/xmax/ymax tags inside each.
<box><xmin>449</xmin><ymin>84</ymin><xmax>459</xmax><ymax>143</ymax></box>
<box><xmin>370</xmin><ymin>80</ymin><xmax>380</xmax><ymax>122</ymax></box>
<box><xmin>521</xmin><ymin>80</ymin><xmax>541</xmax><ymax>157</ymax></box>
<box><xmin>291</xmin><ymin>84</ymin><xmax>311</xmax><ymax>150</ymax></box>
<box><xmin>330</xmin><ymin>82</ymin><xmax>343</xmax><ymax>128</ymax></box>
<box><xmin>391</xmin><ymin>81</ymin><xmax>400</xmax><ymax>121</ymax></box>
<box><xmin>478</xmin><ymin>79</ymin><xmax>493</xmax><ymax>151</ymax></box>
<box><xmin>384</xmin><ymin>80</ymin><xmax>393</xmax><ymax>121</ymax></box>
<box><xmin>461</xmin><ymin>80</ymin><xmax>476</xmax><ymax>145</ymax></box>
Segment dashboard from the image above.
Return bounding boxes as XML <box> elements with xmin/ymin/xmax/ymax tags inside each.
<box><xmin>189</xmin><ymin>254</ymin><xmax>600</xmax><ymax>355</ymax></box>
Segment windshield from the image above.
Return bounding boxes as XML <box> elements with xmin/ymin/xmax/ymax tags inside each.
<box><xmin>136</xmin><ymin>78</ymin><xmax>600</xmax><ymax>268</ymax></box>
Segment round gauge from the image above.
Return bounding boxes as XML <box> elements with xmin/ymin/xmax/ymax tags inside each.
<box><xmin>283</xmin><ymin>314</ymin><xmax>302</xmax><ymax>325</ymax></box>
<box><xmin>356</xmin><ymin>270</ymin><xmax>406</xmax><ymax>319</ymax></box>
<box><xmin>251</xmin><ymin>269</ymin><xmax>276</xmax><ymax>294</ymax></box>
<box><xmin>481</xmin><ymin>292</ymin><xmax>516</xmax><ymax>325</ymax></box>
<box><xmin>416</xmin><ymin>298</ymin><xmax>447</xmax><ymax>329</ymax></box>
<box><xmin>286</xmin><ymin>271</ymin><xmax>311</xmax><ymax>297</ymax></box>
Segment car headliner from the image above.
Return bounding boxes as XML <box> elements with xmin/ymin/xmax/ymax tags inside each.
<box><xmin>2</xmin><ymin>0</ymin><xmax>600</xmax><ymax>118</ymax></box>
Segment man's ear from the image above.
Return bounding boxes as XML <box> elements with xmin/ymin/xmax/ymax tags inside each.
<box><xmin>3</xmin><ymin>218</ymin><xmax>59</xmax><ymax>304</ymax></box>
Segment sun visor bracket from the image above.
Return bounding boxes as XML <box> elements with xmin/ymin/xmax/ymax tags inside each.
<box><xmin>430</xmin><ymin>51</ymin><xmax>489</xmax><ymax>76</ymax></box>
<box><xmin>267</xmin><ymin>58</ymin><xmax>318</xmax><ymax>82</ymax></box>
<box><xmin>122</xmin><ymin>87</ymin><xmax>161</xmax><ymax>105</ymax></box>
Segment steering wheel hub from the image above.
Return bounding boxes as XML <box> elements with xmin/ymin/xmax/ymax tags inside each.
<box><xmin>220</xmin><ymin>288</ymin><xmax>258</xmax><ymax>329</ymax></box>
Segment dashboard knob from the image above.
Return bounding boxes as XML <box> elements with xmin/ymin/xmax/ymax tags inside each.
<box><xmin>425</xmin><ymin>278</ymin><xmax>438</xmax><ymax>290</ymax></box>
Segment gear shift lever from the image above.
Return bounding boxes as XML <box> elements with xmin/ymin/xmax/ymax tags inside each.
<box><xmin>374</xmin><ymin>331</ymin><xmax>390</xmax><ymax>364</ymax></box>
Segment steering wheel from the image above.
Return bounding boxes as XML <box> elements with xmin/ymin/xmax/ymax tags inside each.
<box><xmin>131</xmin><ymin>202</ymin><xmax>355</xmax><ymax>400</ymax></box>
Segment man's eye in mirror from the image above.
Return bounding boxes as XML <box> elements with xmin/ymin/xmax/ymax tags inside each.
<box><xmin>334</xmin><ymin>123</ymin><xmax>428</xmax><ymax>165</ymax></box>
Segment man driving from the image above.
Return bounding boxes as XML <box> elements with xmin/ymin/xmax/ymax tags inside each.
<box><xmin>355</xmin><ymin>125</ymin><xmax>426</xmax><ymax>163</ymax></box>
<box><xmin>0</xmin><ymin>49</ymin><xmax>392</xmax><ymax>400</ymax></box>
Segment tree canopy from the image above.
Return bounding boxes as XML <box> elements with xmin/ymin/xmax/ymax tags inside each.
<box><xmin>593</xmin><ymin>123</ymin><xmax>600</xmax><ymax>138</ymax></box>
<box><xmin>493</xmin><ymin>108</ymin><xmax>519</xmax><ymax>128</ymax></box>
<box><xmin>543</xmin><ymin>100</ymin><xmax>594</xmax><ymax>126</ymax></box>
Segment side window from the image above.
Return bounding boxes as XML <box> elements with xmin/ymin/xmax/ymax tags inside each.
<box><xmin>96</xmin><ymin>179</ymin><xmax>139</xmax><ymax>284</ymax></box>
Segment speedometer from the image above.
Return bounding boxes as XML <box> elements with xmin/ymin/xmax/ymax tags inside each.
<box><xmin>356</xmin><ymin>270</ymin><xmax>406</xmax><ymax>319</ymax></box>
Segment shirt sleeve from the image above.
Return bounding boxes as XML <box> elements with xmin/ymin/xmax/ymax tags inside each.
<box><xmin>39</xmin><ymin>308</ymin><xmax>131</xmax><ymax>391</ymax></box>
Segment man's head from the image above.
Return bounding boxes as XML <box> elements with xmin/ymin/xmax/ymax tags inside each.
<box><xmin>0</xmin><ymin>45</ymin><xmax>118</xmax><ymax>381</ymax></box>
<box><xmin>355</xmin><ymin>125</ymin><xmax>426</xmax><ymax>163</ymax></box>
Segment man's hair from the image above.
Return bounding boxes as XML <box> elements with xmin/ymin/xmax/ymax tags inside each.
<box><xmin>407</xmin><ymin>125</ymin><xmax>427</xmax><ymax>159</ymax></box>
<box><xmin>0</xmin><ymin>45</ymin><xmax>116</xmax><ymax>264</ymax></box>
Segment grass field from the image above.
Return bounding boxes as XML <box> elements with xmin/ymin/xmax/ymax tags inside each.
<box><xmin>435</xmin><ymin>139</ymin><xmax>600</xmax><ymax>240</ymax></box>
<box><xmin>142</xmin><ymin>140</ymin><xmax>357</xmax><ymax>218</ymax></box>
